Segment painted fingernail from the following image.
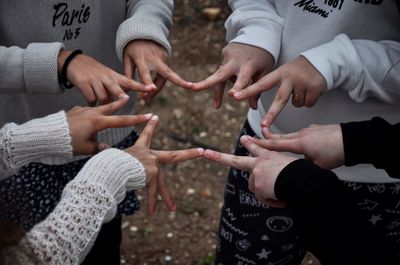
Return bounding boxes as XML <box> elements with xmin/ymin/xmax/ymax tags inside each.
<box><xmin>151</xmin><ymin>115</ymin><xmax>159</xmax><ymax>121</ymax></box>
<box><xmin>234</xmin><ymin>92</ymin><xmax>241</xmax><ymax>98</ymax></box>
<box><xmin>261</xmin><ymin>119</ymin><xmax>270</xmax><ymax>127</ymax></box>
<box><xmin>144</xmin><ymin>113</ymin><xmax>153</xmax><ymax>119</ymax></box>
<box><xmin>197</xmin><ymin>148</ymin><xmax>205</xmax><ymax>154</ymax></box>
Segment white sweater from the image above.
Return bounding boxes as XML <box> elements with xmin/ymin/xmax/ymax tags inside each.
<box><xmin>226</xmin><ymin>0</ymin><xmax>400</xmax><ymax>183</ymax></box>
<box><xmin>0</xmin><ymin>0</ymin><xmax>173</xmax><ymax>165</ymax></box>
<box><xmin>0</xmin><ymin>112</ymin><xmax>146</xmax><ymax>265</ymax></box>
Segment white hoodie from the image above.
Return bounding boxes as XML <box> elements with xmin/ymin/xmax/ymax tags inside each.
<box><xmin>226</xmin><ymin>0</ymin><xmax>400</xmax><ymax>183</ymax></box>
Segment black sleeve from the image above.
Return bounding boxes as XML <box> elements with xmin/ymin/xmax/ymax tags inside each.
<box><xmin>274</xmin><ymin>159</ymin><xmax>393</xmax><ymax>265</ymax></box>
<box><xmin>341</xmin><ymin>117</ymin><xmax>400</xmax><ymax>178</ymax></box>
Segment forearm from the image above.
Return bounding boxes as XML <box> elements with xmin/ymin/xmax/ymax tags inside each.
<box><xmin>301</xmin><ymin>34</ymin><xmax>400</xmax><ymax>104</ymax></box>
<box><xmin>341</xmin><ymin>117</ymin><xmax>400</xmax><ymax>177</ymax></box>
<box><xmin>226</xmin><ymin>0</ymin><xmax>283</xmax><ymax>63</ymax></box>
<box><xmin>0</xmin><ymin>111</ymin><xmax>72</xmax><ymax>178</ymax></box>
<box><xmin>116</xmin><ymin>0</ymin><xmax>174</xmax><ymax>60</ymax></box>
<box><xmin>0</xmin><ymin>43</ymin><xmax>65</xmax><ymax>94</ymax></box>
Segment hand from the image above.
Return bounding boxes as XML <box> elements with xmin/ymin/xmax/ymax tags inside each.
<box><xmin>124</xmin><ymin>115</ymin><xmax>205</xmax><ymax>215</ymax></box>
<box><xmin>247</xmin><ymin>125</ymin><xmax>345</xmax><ymax>170</ymax></box>
<box><xmin>233</xmin><ymin>56</ymin><xmax>327</xmax><ymax>127</ymax></box>
<box><xmin>192</xmin><ymin>43</ymin><xmax>274</xmax><ymax>109</ymax></box>
<box><xmin>123</xmin><ymin>40</ymin><xmax>192</xmax><ymax>102</ymax></box>
<box><xmin>204</xmin><ymin>135</ymin><xmax>296</xmax><ymax>207</ymax></box>
<box><xmin>58</xmin><ymin>50</ymin><xmax>155</xmax><ymax>106</ymax></box>
<box><xmin>67</xmin><ymin>97</ymin><xmax>151</xmax><ymax>155</ymax></box>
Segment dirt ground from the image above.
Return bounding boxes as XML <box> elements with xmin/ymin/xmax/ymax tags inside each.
<box><xmin>121</xmin><ymin>1</ymin><xmax>319</xmax><ymax>264</ymax></box>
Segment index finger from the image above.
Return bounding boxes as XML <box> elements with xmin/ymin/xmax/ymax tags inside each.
<box><xmin>204</xmin><ymin>149</ymin><xmax>256</xmax><ymax>172</ymax></box>
<box><xmin>158</xmin><ymin>63</ymin><xmax>193</xmax><ymax>89</ymax></box>
<box><xmin>95</xmin><ymin>96</ymin><xmax>129</xmax><ymax>115</ymax></box>
<box><xmin>261</xmin><ymin>79</ymin><xmax>293</xmax><ymax>128</ymax></box>
<box><xmin>192</xmin><ymin>65</ymin><xmax>234</xmax><ymax>91</ymax></box>
<box><xmin>135</xmin><ymin>115</ymin><xmax>159</xmax><ymax>147</ymax></box>
<box><xmin>232</xmin><ymin>71</ymin><xmax>280</xmax><ymax>101</ymax></box>
<box><xmin>153</xmin><ymin>148</ymin><xmax>204</xmax><ymax>163</ymax></box>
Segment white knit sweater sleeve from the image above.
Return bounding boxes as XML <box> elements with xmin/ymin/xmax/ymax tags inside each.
<box><xmin>301</xmin><ymin>34</ymin><xmax>400</xmax><ymax>105</ymax></box>
<box><xmin>116</xmin><ymin>0</ymin><xmax>174</xmax><ymax>59</ymax></box>
<box><xmin>0</xmin><ymin>43</ymin><xmax>65</xmax><ymax>94</ymax></box>
<box><xmin>225</xmin><ymin>0</ymin><xmax>284</xmax><ymax>63</ymax></box>
<box><xmin>0</xmin><ymin>111</ymin><xmax>72</xmax><ymax>179</ymax></box>
<box><xmin>7</xmin><ymin>149</ymin><xmax>146</xmax><ymax>265</ymax></box>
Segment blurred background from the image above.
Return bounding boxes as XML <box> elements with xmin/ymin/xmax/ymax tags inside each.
<box><xmin>122</xmin><ymin>1</ymin><xmax>318</xmax><ymax>264</ymax></box>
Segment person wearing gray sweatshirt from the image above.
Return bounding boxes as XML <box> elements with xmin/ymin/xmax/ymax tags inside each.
<box><xmin>0</xmin><ymin>1</ymin><xmax>189</xmax><ymax>264</ymax></box>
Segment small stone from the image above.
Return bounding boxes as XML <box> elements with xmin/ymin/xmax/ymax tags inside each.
<box><xmin>167</xmin><ymin>232</ymin><xmax>174</xmax><ymax>238</ymax></box>
<box><xmin>201</xmin><ymin>188</ymin><xmax>212</xmax><ymax>198</ymax></box>
<box><xmin>199</xmin><ymin>131</ymin><xmax>208</xmax><ymax>138</ymax></box>
<box><xmin>186</xmin><ymin>188</ymin><xmax>196</xmax><ymax>195</ymax></box>
<box><xmin>121</xmin><ymin>221</ymin><xmax>130</xmax><ymax>229</ymax></box>
<box><xmin>165</xmin><ymin>255</ymin><xmax>172</xmax><ymax>262</ymax></box>
<box><xmin>129</xmin><ymin>226</ymin><xmax>138</xmax><ymax>232</ymax></box>
<box><xmin>202</xmin><ymin>7</ymin><xmax>221</xmax><ymax>21</ymax></box>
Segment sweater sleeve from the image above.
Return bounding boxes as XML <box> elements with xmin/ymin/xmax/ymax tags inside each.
<box><xmin>225</xmin><ymin>0</ymin><xmax>284</xmax><ymax>64</ymax></box>
<box><xmin>0</xmin><ymin>43</ymin><xmax>65</xmax><ymax>94</ymax></box>
<box><xmin>341</xmin><ymin>117</ymin><xmax>400</xmax><ymax>178</ymax></box>
<box><xmin>7</xmin><ymin>149</ymin><xmax>146</xmax><ymax>265</ymax></box>
<box><xmin>115</xmin><ymin>0</ymin><xmax>173</xmax><ymax>60</ymax></box>
<box><xmin>0</xmin><ymin>111</ymin><xmax>73</xmax><ymax>179</ymax></box>
<box><xmin>301</xmin><ymin>34</ymin><xmax>400</xmax><ymax>105</ymax></box>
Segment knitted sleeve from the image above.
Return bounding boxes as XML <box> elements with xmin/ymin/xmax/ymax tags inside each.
<box><xmin>4</xmin><ymin>149</ymin><xmax>146</xmax><ymax>265</ymax></box>
<box><xmin>0</xmin><ymin>111</ymin><xmax>72</xmax><ymax>179</ymax></box>
<box><xmin>0</xmin><ymin>43</ymin><xmax>65</xmax><ymax>94</ymax></box>
<box><xmin>116</xmin><ymin>0</ymin><xmax>174</xmax><ymax>59</ymax></box>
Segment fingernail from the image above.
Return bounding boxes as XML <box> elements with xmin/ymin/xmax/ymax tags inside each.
<box><xmin>262</xmin><ymin>127</ymin><xmax>269</xmax><ymax>135</ymax></box>
<box><xmin>144</xmin><ymin>113</ymin><xmax>153</xmax><ymax>119</ymax></box>
<box><xmin>261</xmin><ymin>119</ymin><xmax>270</xmax><ymax>128</ymax></box>
<box><xmin>146</xmin><ymin>84</ymin><xmax>157</xmax><ymax>90</ymax></box>
<box><xmin>151</xmin><ymin>115</ymin><xmax>159</xmax><ymax>121</ymax></box>
<box><xmin>197</xmin><ymin>148</ymin><xmax>205</xmax><ymax>154</ymax></box>
<box><xmin>234</xmin><ymin>92</ymin><xmax>241</xmax><ymax>98</ymax></box>
<box><xmin>119</xmin><ymin>93</ymin><xmax>129</xmax><ymax>99</ymax></box>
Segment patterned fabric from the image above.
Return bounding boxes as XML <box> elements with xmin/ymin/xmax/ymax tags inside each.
<box><xmin>215</xmin><ymin>120</ymin><xmax>400</xmax><ymax>265</ymax></box>
<box><xmin>0</xmin><ymin>130</ymin><xmax>140</xmax><ymax>230</ymax></box>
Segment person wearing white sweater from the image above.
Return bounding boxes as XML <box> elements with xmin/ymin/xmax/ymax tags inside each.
<box><xmin>0</xmin><ymin>1</ymin><xmax>190</xmax><ymax>263</ymax></box>
<box><xmin>0</xmin><ymin>100</ymin><xmax>203</xmax><ymax>265</ymax></box>
<box><xmin>192</xmin><ymin>1</ymin><xmax>400</xmax><ymax>264</ymax></box>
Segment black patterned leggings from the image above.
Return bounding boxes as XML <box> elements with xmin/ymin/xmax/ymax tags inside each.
<box><xmin>214</xmin><ymin>120</ymin><xmax>400</xmax><ymax>265</ymax></box>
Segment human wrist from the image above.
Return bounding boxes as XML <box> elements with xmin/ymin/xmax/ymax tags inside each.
<box><xmin>57</xmin><ymin>49</ymin><xmax>72</xmax><ymax>75</ymax></box>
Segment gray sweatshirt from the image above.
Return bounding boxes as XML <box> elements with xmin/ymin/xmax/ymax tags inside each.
<box><xmin>0</xmin><ymin>0</ymin><xmax>173</xmax><ymax>164</ymax></box>
<box><xmin>226</xmin><ymin>0</ymin><xmax>400</xmax><ymax>183</ymax></box>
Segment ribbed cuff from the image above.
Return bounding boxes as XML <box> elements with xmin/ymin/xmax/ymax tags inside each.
<box><xmin>300</xmin><ymin>34</ymin><xmax>359</xmax><ymax>91</ymax></box>
<box><xmin>24</xmin><ymin>42</ymin><xmax>65</xmax><ymax>94</ymax></box>
<box><xmin>116</xmin><ymin>17</ymin><xmax>171</xmax><ymax>61</ymax></box>
<box><xmin>76</xmin><ymin>148</ymin><xmax>146</xmax><ymax>203</ymax></box>
<box><xmin>6</xmin><ymin>111</ymin><xmax>72</xmax><ymax>170</ymax></box>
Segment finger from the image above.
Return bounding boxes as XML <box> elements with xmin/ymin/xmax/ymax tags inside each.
<box><xmin>96</xmin><ymin>96</ymin><xmax>129</xmax><ymax>115</ymax></box>
<box><xmin>95</xmin><ymin>113</ymin><xmax>152</xmax><ymax>131</ymax></box>
<box><xmin>118</xmin><ymin>74</ymin><xmax>155</xmax><ymax>93</ymax></box>
<box><xmin>92</xmin><ymin>81</ymin><xmax>112</xmax><ymax>105</ymax></box>
<box><xmin>124</xmin><ymin>54</ymin><xmax>134</xmax><ymax>80</ymax></box>
<box><xmin>213</xmin><ymin>81</ymin><xmax>226</xmax><ymax>109</ymax></box>
<box><xmin>292</xmin><ymin>90</ymin><xmax>305</xmax><ymax>108</ymax></box>
<box><xmin>157</xmin><ymin>63</ymin><xmax>193</xmax><ymax>89</ymax></box>
<box><xmin>240</xmin><ymin>136</ymin><xmax>269</xmax><ymax>157</ymax></box>
<box><xmin>156</xmin><ymin>170</ymin><xmax>176</xmax><ymax>212</ymax></box>
<box><xmin>232</xmin><ymin>71</ymin><xmax>281</xmax><ymax>101</ymax></box>
<box><xmin>80</xmin><ymin>85</ymin><xmax>97</xmax><ymax>107</ymax></box>
<box><xmin>153</xmin><ymin>148</ymin><xmax>204</xmax><ymax>163</ymax></box>
<box><xmin>261</xmin><ymin>79</ymin><xmax>293</xmax><ymax>128</ymax></box>
<box><xmin>249</xmin><ymin>137</ymin><xmax>303</xmax><ymax>154</ymax></box>
<box><xmin>143</xmin><ymin>74</ymin><xmax>166</xmax><ymax>102</ymax></box>
<box><xmin>103</xmin><ymin>77</ymin><xmax>127</xmax><ymax>100</ymax></box>
<box><xmin>304</xmin><ymin>91</ymin><xmax>320</xmax><ymax>108</ymax></box>
<box><xmin>261</xmin><ymin>127</ymin><xmax>300</xmax><ymax>140</ymax></box>
<box><xmin>146</xmin><ymin>178</ymin><xmax>158</xmax><ymax>216</ymax></box>
<box><xmin>97</xmin><ymin>142</ymin><xmax>111</xmax><ymax>152</ymax></box>
<box><xmin>204</xmin><ymin>149</ymin><xmax>256</xmax><ymax>171</ymax></box>
<box><xmin>227</xmin><ymin>67</ymin><xmax>252</xmax><ymax>96</ymax></box>
<box><xmin>192</xmin><ymin>65</ymin><xmax>234</xmax><ymax>91</ymax></box>
<box><xmin>248</xmin><ymin>172</ymin><xmax>255</xmax><ymax>193</ymax></box>
<box><xmin>136</xmin><ymin>60</ymin><xmax>154</xmax><ymax>86</ymax></box>
<box><xmin>135</xmin><ymin>115</ymin><xmax>159</xmax><ymax>147</ymax></box>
